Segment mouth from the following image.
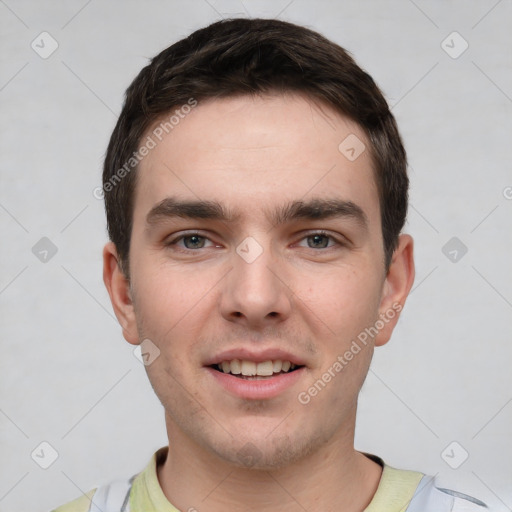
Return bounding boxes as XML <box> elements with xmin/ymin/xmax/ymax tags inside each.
<box><xmin>204</xmin><ymin>349</ymin><xmax>307</xmax><ymax>399</ymax></box>
<box><xmin>210</xmin><ymin>359</ymin><xmax>304</xmax><ymax>380</ymax></box>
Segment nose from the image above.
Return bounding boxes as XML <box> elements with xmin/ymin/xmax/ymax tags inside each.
<box><xmin>220</xmin><ymin>237</ymin><xmax>292</xmax><ymax>329</ymax></box>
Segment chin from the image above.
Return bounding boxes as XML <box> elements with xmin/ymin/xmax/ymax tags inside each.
<box><xmin>211</xmin><ymin>432</ymin><xmax>319</xmax><ymax>471</ymax></box>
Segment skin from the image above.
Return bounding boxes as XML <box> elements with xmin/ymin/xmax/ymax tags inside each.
<box><xmin>103</xmin><ymin>92</ymin><xmax>415</xmax><ymax>511</ymax></box>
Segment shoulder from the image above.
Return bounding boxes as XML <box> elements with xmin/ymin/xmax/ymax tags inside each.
<box><xmin>363</xmin><ymin>454</ymin><xmax>489</xmax><ymax>512</ymax></box>
<box><xmin>409</xmin><ymin>475</ymin><xmax>489</xmax><ymax>511</ymax></box>
<box><xmin>50</xmin><ymin>478</ymin><xmax>133</xmax><ymax>512</ymax></box>
<box><xmin>50</xmin><ymin>488</ymin><xmax>96</xmax><ymax>512</ymax></box>
<box><xmin>49</xmin><ymin>448</ymin><xmax>165</xmax><ymax>512</ymax></box>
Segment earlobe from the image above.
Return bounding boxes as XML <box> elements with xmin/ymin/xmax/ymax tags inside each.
<box><xmin>102</xmin><ymin>242</ymin><xmax>139</xmax><ymax>345</ymax></box>
<box><xmin>374</xmin><ymin>234</ymin><xmax>415</xmax><ymax>347</ymax></box>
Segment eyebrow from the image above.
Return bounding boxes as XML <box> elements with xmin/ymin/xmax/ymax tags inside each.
<box><xmin>273</xmin><ymin>198</ymin><xmax>367</xmax><ymax>229</ymax></box>
<box><xmin>146</xmin><ymin>197</ymin><xmax>368</xmax><ymax>230</ymax></box>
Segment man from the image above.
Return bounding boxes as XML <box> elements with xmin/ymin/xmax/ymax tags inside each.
<box><xmin>53</xmin><ymin>17</ymin><xmax>488</xmax><ymax>512</ymax></box>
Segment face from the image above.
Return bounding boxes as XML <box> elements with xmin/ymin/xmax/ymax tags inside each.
<box><xmin>104</xmin><ymin>93</ymin><xmax>413</xmax><ymax>469</ymax></box>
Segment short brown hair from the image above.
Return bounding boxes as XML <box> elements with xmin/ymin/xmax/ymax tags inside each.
<box><xmin>103</xmin><ymin>18</ymin><xmax>408</xmax><ymax>276</ymax></box>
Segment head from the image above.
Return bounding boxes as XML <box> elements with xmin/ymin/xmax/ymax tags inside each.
<box><xmin>103</xmin><ymin>18</ymin><xmax>414</xmax><ymax>470</ymax></box>
<box><xmin>103</xmin><ymin>17</ymin><xmax>408</xmax><ymax>277</ymax></box>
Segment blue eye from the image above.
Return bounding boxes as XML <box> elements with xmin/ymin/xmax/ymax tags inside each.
<box><xmin>297</xmin><ymin>232</ymin><xmax>339</xmax><ymax>249</ymax></box>
<box><xmin>165</xmin><ymin>230</ymin><xmax>344</xmax><ymax>254</ymax></box>
<box><xmin>306</xmin><ymin>234</ymin><xmax>331</xmax><ymax>249</ymax></box>
<box><xmin>167</xmin><ymin>233</ymin><xmax>215</xmax><ymax>250</ymax></box>
<box><xmin>181</xmin><ymin>235</ymin><xmax>207</xmax><ymax>249</ymax></box>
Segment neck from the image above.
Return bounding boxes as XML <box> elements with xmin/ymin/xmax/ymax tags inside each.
<box><xmin>157</xmin><ymin>421</ymin><xmax>382</xmax><ymax>511</ymax></box>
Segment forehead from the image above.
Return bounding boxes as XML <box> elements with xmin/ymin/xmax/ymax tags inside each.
<box><xmin>134</xmin><ymin>93</ymin><xmax>380</xmax><ymax>228</ymax></box>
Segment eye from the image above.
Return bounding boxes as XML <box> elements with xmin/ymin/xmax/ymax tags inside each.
<box><xmin>297</xmin><ymin>232</ymin><xmax>341</xmax><ymax>249</ymax></box>
<box><xmin>167</xmin><ymin>233</ymin><xmax>216</xmax><ymax>250</ymax></box>
<box><xmin>182</xmin><ymin>234</ymin><xmax>208</xmax><ymax>249</ymax></box>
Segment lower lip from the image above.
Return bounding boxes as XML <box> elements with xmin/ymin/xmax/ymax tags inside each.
<box><xmin>206</xmin><ymin>367</ymin><xmax>305</xmax><ymax>400</ymax></box>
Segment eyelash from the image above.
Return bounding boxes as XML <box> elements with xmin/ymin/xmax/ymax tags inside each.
<box><xmin>165</xmin><ymin>231</ymin><xmax>345</xmax><ymax>252</ymax></box>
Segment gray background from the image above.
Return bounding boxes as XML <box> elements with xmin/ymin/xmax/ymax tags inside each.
<box><xmin>1</xmin><ymin>0</ymin><xmax>511</xmax><ymax>510</ymax></box>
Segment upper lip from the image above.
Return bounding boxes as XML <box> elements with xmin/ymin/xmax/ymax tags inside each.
<box><xmin>204</xmin><ymin>347</ymin><xmax>307</xmax><ymax>367</ymax></box>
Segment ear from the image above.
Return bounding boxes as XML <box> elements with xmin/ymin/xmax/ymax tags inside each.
<box><xmin>374</xmin><ymin>234</ymin><xmax>415</xmax><ymax>347</ymax></box>
<box><xmin>102</xmin><ymin>242</ymin><xmax>139</xmax><ymax>345</ymax></box>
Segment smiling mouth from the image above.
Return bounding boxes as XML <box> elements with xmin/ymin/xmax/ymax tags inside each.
<box><xmin>210</xmin><ymin>359</ymin><xmax>303</xmax><ymax>380</ymax></box>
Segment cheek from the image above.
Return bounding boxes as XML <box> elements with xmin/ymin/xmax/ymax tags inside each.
<box><xmin>296</xmin><ymin>265</ymin><xmax>382</xmax><ymax>339</ymax></box>
<box><xmin>132</xmin><ymin>258</ymin><xmax>219</xmax><ymax>332</ymax></box>
<box><xmin>130</xmin><ymin>259</ymin><xmax>223</xmax><ymax>390</ymax></box>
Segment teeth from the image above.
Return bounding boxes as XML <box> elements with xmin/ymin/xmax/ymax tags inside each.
<box><xmin>273</xmin><ymin>360</ymin><xmax>282</xmax><ymax>372</ymax></box>
<box><xmin>256</xmin><ymin>361</ymin><xmax>274</xmax><ymax>376</ymax></box>
<box><xmin>241</xmin><ymin>360</ymin><xmax>256</xmax><ymax>376</ymax></box>
<box><xmin>216</xmin><ymin>359</ymin><xmax>298</xmax><ymax>376</ymax></box>
<box><xmin>230</xmin><ymin>359</ymin><xmax>241</xmax><ymax>375</ymax></box>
